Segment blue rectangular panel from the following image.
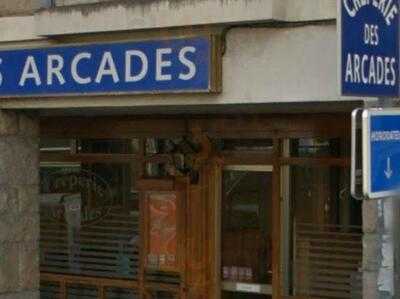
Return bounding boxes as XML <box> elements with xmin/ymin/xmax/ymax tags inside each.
<box><xmin>365</xmin><ymin>111</ymin><xmax>400</xmax><ymax>198</ymax></box>
<box><xmin>341</xmin><ymin>0</ymin><xmax>400</xmax><ymax>97</ymax></box>
<box><xmin>0</xmin><ymin>36</ymin><xmax>213</xmax><ymax>96</ymax></box>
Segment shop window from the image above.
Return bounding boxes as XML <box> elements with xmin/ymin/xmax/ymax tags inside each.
<box><xmin>40</xmin><ymin>138</ymin><xmax>141</xmax><ymax>154</ymax></box>
<box><xmin>106</xmin><ymin>288</ymin><xmax>139</xmax><ymax>298</ymax></box>
<box><xmin>78</xmin><ymin>138</ymin><xmax>140</xmax><ymax>154</ymax></box>
<box><xmin>39</xmin><ymin>138</ymin><xmax>140</xmax><ymax>283</ymax></box>
<box><xmin>67</xmin><ymin>284</ymin><xmax>98</xmax><ymax>298</ymax></box>
<box><xmin>40</xmin><ymin>138</ymin><xmax>73</xmax><ymax>152</ymax></box>
<box><xmin>146</xmin><ymin>290</ymin><xmax>178</xmax><ymax>299</ymax></box>
<box><xmin>222</xmin><ymin>293</ymin><xmax>271</xmax><ymax>299</ymax></box>
<box><xmin>290</xmin><ymin>138</ymin><xmax>350</xmax><ymax>158</ymax></box>
<box><xmin>288</xmin><ymin>166</ymin><xmax>362</xmax><ymax>298</ymax></box>
<box><xmin>291</xmin><ymin>166</ymin><xmax>360</xmax><ymax>227</ymax></box>
<box><xmin>40</xmin><ymin>281</ymin><xmax>60</xmax><ymax>299</ymax></box>
<box><xmin>144</xmin><ymin>137</ymin><xmax>198</xmax><ymax>180</ymax></box>
<box><xmin>214</xmin><ymin>138</ymin><xmax>273</xmax><ymax>153</ymax></box>
<box><xmin>221</xmin><ymin>166</ymin><xmax>273</xmax><ymax>298</ymax></box>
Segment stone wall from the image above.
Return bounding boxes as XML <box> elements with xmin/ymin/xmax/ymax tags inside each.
<box><xmin>363</xmin><ymin>198</ymin><xmax>400</xmax><ymax>299</ymax></box>
<box><xmin>0</xmin><ymin>111</ymin><xmax>39</xmax><ymax>299</ymax></box>
<box><xmin>56</xmin><ymin>0</ymin><xmax>112</xmax><ymax>5</ymax></box>
<box><xmin>0</xmin><ymin>0</ymin><xmax>42</xmax><ymax>16</ymax></box>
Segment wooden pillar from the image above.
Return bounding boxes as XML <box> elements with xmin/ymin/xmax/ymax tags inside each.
<box><xmin>272</xmin><ymin>139</ymin><xmax>282</xmax><ymax>299</ymax></box>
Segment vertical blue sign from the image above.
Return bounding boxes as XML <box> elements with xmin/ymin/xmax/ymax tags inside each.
<box><xmin>363</xmin><ymin>110</ymin><xmax>400</xmax><ymax>198</ymax></box>
<box><xmin>341</xmin><ymin>0</ymin><xmax>400</xmax><ymax>97</ymax></box>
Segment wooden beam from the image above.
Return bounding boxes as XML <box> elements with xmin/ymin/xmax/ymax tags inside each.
<box><xmin>220</xmin><ymin>151</ymin><xmax>275</xmax><ymax>165</ymax></box>
<box><xmin>280</xmin><ymin>157</ymin><xmax>350</xmax><ymax>167</ymax></box>
<box><xmin>40</xmin><ymin>153</ymin><xmax>173</xmax><ymax>164</ymax></box>
<box><xmin>272</xmin><ymin>139</ymin><xmax>281</xmax><ymax>299</ymax></box>
<box><xmin>41</xmin><ymin>272</ymin><xmax>138</xmax><ymax>289</ymax></box>
<box><xmin>190</xmin><ymin>114</ymin><xmax>350</xmax><ymax>139</ymax></box>
<box><xmin>40</xmin><ymin>116</ymin><xmax>187</xmax><ymax>138</ymax></box>
<box><xmin>40</xmin><ymin>114</ymin><xmax>350</xmax><ymax>140</ymax></box>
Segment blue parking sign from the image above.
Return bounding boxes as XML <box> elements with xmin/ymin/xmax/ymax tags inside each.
<box><xmin>363</xmin><ymin>109</ymin><xmax>400</xmax><ymax>198</ymax></box>
<box><xmin>340</xmin><ymin>0</ymin><xmax>400</xmax><ymax>97</ymax></box>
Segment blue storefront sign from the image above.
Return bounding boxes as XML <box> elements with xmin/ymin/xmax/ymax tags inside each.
<box><xmin>0</xmin><ymin>36</ymin><xmax>218</xmax><ymax>97</ymax></box>
<box><xmin>340</xmin><ymin>0</ymin><xmax>400</xmax><ymax>97</ymax></box>
<box><xmin>363</xmin><ymin>109</ymin><xmax>400</xmax><ymax>198</ymax></box>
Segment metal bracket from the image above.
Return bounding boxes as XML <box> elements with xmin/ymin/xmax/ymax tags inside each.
<box><xmin>351</xmin><ymin>108</ymin><xmax>365</xmax><ymax>200</ymax></box>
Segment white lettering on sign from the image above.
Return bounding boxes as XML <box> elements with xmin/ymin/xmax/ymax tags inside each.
<box><xmin>371</xmin><ymin>130</ymin><xmax>400</xmax><ymax>141</ymax></box>
<box><xmin>343</xmin><ymin>0</ymin><xmax>399</xmax><ymax>26</ymax></box>
<box><xmin>15</xmin><ymin>47</ymin><xmax>198</xmax><ymax>87</ymax></box>
<box><xmin>19</xmin><ymin>56</ymin><xmax>41</xmax><ymax>86</ymax></box>
<box><xmin>364</xmin><ymin>24</ymin><xmax>379</xmax><ymax>45</ymax></box>
<box><xmin>71</xmin><ymin>52</ymin><xmax>92</xmax><ymax>84</ymax></box>
<box><xmin>47</xmin><ymin>55</ymin><xmax>66</xmax><ymax>85</ymax></box>
<box><xmin>125</xmin><ymin>50</ymin><xmax>148</xmax><ymax>82</ymax></box>
<box><xmin>345</xmin><ymin>53</ymin><xmax>396</xmax><ymax>86</ymax></box>
<box><xmin>95</xmin><ymin>51</ymin><xmax>120</xmax><ymax>83</ymax></box>
<box><xmin>179</xmin><ymin>46</ymin><xmax>197</xmax><ymax>80</ymax></box>
<box><xmin>156</xmin><ymin>48</ymin><xmax>172</xmax><ymax>81</ymax></box>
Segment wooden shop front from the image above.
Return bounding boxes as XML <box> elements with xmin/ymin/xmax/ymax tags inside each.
<box><xmin>38</xmin><ymin>113</ymin><xmax>362</xmax><ymax>299</ymax></box>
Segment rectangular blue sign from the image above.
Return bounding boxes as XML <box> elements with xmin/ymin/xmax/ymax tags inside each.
<box><xmin>0</xmin><ymin>36</ymin><xmax>216</xmax><ymax>97</ymax></box>
<box><xmin>363</xmin><ymin>109</ymin><xmax>400</xmax><ymax>198</ymax></box>
<box><xmin>340</xmin><ymin>0</ymin><xmax>400</xmax><ymax>97</ymax></box>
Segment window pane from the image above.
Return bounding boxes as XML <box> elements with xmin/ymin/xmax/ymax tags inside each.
<box><xmin>106</xmin><ymin>288</ymin><xmax>139</xmax><ymax>299</ymax></box>
<box><xmin>222</xmin><ymin>169</ymin><xmax>272</xmax><ymax>285</ymax></box>
<box><xmin>214</xmin><ymin>138</ymin><xmax>273</xmax><ymax>152</ymax></box>
<box><xmin>147</xmin><ymin>290</ymin><xmax>177</xmax><ymax>299</ymax></box>
<box><xmin>289</xmin><ymin>166</ymin><xmax>362</xmax><ymax>297</ymax></box>
<box><xmin>78</xmin><ymin>139</ymin><xmax>140</xmax><ymax>154</ymax></box>
<box><xmin>290</xmin><ymin>138</ymin><xmax>349</xmax><ymax>158</ymax></box>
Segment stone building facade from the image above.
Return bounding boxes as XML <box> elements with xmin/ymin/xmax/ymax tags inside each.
<box><xmin>0</xmin><ymin>111</ymin><xmax>39</xmax><ymax>299</ymax></box>
<box><xmin>0</xmin><ymin>1</ymin><xmax>397</xmax><ymax>299</ymax></box>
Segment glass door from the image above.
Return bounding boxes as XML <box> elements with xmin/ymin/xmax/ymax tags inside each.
<box><xmin>221</xmin><ymin>165</ymin><xmax>273</xmax><ymax>299</ymax></box>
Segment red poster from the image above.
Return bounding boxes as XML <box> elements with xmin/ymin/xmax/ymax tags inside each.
<box><xmin>146</xmin><ymin>192</ymin><xmax>178</xmax><ymax>272</ymax></box>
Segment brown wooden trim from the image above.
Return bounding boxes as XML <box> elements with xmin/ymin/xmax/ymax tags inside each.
<box><xmin>40</xmin><ymin>117</ymin><xmax>188</xmax><ymax>139</ymax></box>
<box><xmin>145</xmin><ymin>283</ymin><xmax>181</xmax><ymax>292</ymax></box>
<box><xmin>40</xmin><ymin>114</ymin><xmax>350</xmax><ymax>140</ymax></box>
<box><xmin>280</xmin><ymin>157</ymin><xmax>350</xmax><ymax>167</ymax></box>
<box><xmin>41</xmin><ymin>272</ymin><xmax>138</xmax><ymax>289</ymax></box>
<box><xmin>60</xmin><ymin>280</ymin><xmax>67</xmax><ymax>299</ymax></box>
<box><xmin>40</xmin><ymin>152</ymin><xmax>173</xmax><ymax>164</ymax></box>
<box><xmin>190</xmin><ymin>114</ymin><xmax>351</xmax><ymax>139</ymax></box>
<box><xmin>272</xmin><ymin>139</ymin><xmax>282</xmax><ymax>299</ymax></box>
<box><xmin>99</xmin><ymin>286</ymin><xmax>106</xmax><ymax>299</ymax></box>
<box><xmin>139</xmin><ymin>190</ymin><xmax>146</xmax><ymax>299</ymax></box>
<box><xmin>136</xmin><ymin>178</ymin><xmax>175</xmax><ymax>191</ymax></box>
<box><xmin>210</xmin><ymin>34</ymin><xmax>223</xmax><ymax>93</ymax></box>
<box><xmin>220</xmin><ymin>151</ymin><xmax>275</xmax><ymax>165</ymax></box>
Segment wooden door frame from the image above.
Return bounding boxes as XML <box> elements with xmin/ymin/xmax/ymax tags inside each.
<box><xmin>216</xmin><ymin>141</ymin><xmax>281</xmax><ymax>299</ymax></box>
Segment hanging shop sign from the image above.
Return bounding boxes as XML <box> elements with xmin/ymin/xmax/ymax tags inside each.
<box><xmin>339</xmin><ymin>0</ymin><xmax>400</xmax><ymax>97</ymax></box>
<box><xmin>0</xmin><ymin>36</ymin><xmax>220</xmax><ymax>97</ymax></box>
<box><xmin>362</xmin><ymin>109</ymin><xmax>400</xmax><ymax>198</ymax></box>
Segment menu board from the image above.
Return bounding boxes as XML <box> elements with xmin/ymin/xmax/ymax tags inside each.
<box><xmin>145</xmin><ymin>192</ymin><xmax>178</xmax><ymax>272</ymax></box>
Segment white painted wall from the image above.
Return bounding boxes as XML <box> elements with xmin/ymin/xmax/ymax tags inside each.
<box><xmin>0</xmin><ymin>16</ymin><xmax>44</xmax><ymax>43</ymax></box>
<box><xmin>35</xmin><ymin>0</ymin><xmax>336</xmax><ymax>36</ymax></box>
<box><xmin>0</xmin><ymin>24</ymin><xmax>364</xmax><ymax>110</ymax></box>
